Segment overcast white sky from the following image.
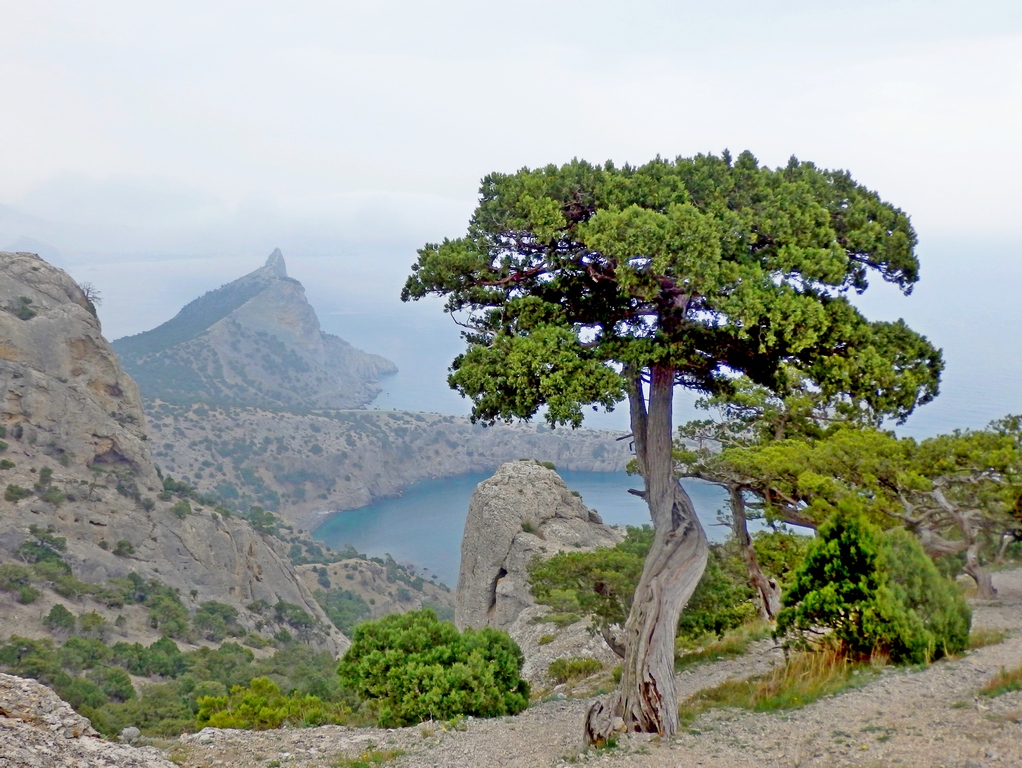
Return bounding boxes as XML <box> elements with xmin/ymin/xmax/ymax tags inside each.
<box><xmin>1</xmin><ymin>1</ymin><xmax>1020</xmax><ymax>433</ymax></box>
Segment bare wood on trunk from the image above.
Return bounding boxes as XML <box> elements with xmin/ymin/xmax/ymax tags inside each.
<box><xmin>585</xmin><ymin>366</ymin><xmax>709</xmax><ymax>744</ymax></box>
<box><xmin>933</xmin><ymin>487</ymin><xmax>996</xmax><ymax>599</ymax></box>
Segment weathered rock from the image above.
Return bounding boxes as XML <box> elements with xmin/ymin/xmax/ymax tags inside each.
<box><xmin>112</xmin><ymin>249</ymin><xmax>397</xmax><ymax>410</ymax></box>
<box><xmin>455</xmin><ymin>461</ymin><xmax>622</xmax><ymax>633</ymax></box>
<box><xmin>0</xmin><ymin>673</ymin><xmax>175</xmax><ymax>767</ymax></box>
<box><xmin>0</xmin><ymin>251</ymin><xmax>158</xmax><ymax>486</ymax></box>
<box><xmin>0</xmin><ymin>252</ymin><xmax>342</xmax><ymax>651</ymax></box>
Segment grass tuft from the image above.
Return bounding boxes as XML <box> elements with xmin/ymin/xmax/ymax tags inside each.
<box><xmin>548</xmin><ymin>657</ymin><xmax>603</xmax><ymax>684</ymax></box>
<box><xmin>675</xmin><ymin>622</ymin><xmax>772</xmax><ymax>670</ymax></box>
<box><xmin>334</xmin><ymin>749</ymin><xmax>404</xmax><ymax>768</ymax></box>
<box><xmin>981</xmin><ymin>665</ymin><xmax>1022</xmax><ymax>698</ymax></box>
<box><xmin>968</xmin><ymin>628</ymin><xmax>1008</xmax><ymax>649</ymax></box>
<box><xmin>678</xmin><ymin>648</ymin><xmax>876</xmax><ymax>723</ymax></box>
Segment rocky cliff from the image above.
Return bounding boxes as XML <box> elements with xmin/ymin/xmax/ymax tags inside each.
<box><xmin>0</xmin><ymin>252</ymin><xmax>157</xmax><ymax>486</ymax></box>
<box><xmin>112</xmin><ymin>249</ymin><xmax>396</xmax><ymax>410</ymax></box>
<box><xmin>455</xmin><ymin>461</ymin><xmax>622</xmax><ymax>633</ymax></box>
<box><xmin>454</xmin><ymin>461</ymin><xmax>625</xmax><ymax>683</ymax></box>
<box><xmin>0</xmin><ymin>251</ymin><xmax>340</xmax><ymax>649</ymax></box>
<box><xmin>145</xmin><ymin>402</ymin><xmax>632</xmax><ymax>531</ymax></box>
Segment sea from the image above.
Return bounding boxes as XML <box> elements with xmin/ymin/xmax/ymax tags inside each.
<box><xmin>314</xmin><ymin>471</ymin><xmax>737</xmax><ymax>588</ymax></box>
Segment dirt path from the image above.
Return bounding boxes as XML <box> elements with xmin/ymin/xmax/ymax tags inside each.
<box><xmin>174</xmin><ymin>570</ymin><xmax>1022</xmax><ymax>768</ymax></box>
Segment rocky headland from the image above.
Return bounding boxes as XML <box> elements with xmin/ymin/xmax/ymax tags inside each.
<box><xmin>112</xmin><ymin>250</ymin><xmax>396</xmax><ymax>410</ymax></box>
<box><xmin>144</xmin><ymin>403</ymin><xmax>631</xmax><ymax>531</ymax></box>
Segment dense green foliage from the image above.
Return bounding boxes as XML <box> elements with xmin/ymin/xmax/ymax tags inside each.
<box><xmin>314</xmin><ymin>587</ymin><xmax>371</xmax><ymax>635</ymax></box>
<box><xmin>529</xmin><ymin>526</ymin><xmax>805</xmax><ymax>644</ymax></box>
<box><xmin>777</xmin><ymin>505</ymin><xmax>971</xmax><ymax>663</ymax></box>
<box><xmin>0</xmin><ymin>635</ymin><xmax>350</xmax><ymax>737</ymax></box>
<box><xmin>337</xmin><ymin>609</ymin><xmax>529</xmax><ymax>727</ymax></box>
<box><xmin>196</xmin><ymin>676</ymin><xmax>350</xmax><ymax>730</ymax></box>
<box><xmin>403</xmin><ymin>153</ymin><xmax>940</xmax><ymax>429</ymax></box>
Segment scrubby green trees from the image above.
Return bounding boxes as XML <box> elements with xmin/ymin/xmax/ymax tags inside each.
<box><xmin>403</xmin><ymin>151</ymin><xmax>940</xmax><ymax>740</ymax></box>
<box><xmin>690</xmin><ymin>419</ymin><xmax>1022</xmax><ymax>598</ymax></box>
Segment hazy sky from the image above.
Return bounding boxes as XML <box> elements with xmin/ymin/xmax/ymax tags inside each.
<box><xmin>2</xmin><ymin>1</ymin><xmax>1020</xmax><ymax>433</ymax></box>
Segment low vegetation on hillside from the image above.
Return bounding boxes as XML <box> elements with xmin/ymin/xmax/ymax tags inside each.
<box><xmin>0</xmin><ymin>608</ymin><xmax>527</xmax><ymax>737</ymax></box>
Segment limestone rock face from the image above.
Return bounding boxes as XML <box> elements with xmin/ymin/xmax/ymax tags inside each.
<box><xmin>112</xmin><ymin>249</ymin><xmax>397</xmax><ymax>409</ymax></box>
<box><xmin>0</xmin><ymin>251</ymin><xmax>158</xmax><ymax>486</ymax></box>
<box><xmin>0</xmin><ymin>252</ymin><xmax>341</xmax><ymax>651</ymax></box>
<box><xmin>455</xmin><ymin>461</ymin><xmax>622</xmax><ymax>632</ymax></box>
<box><xmin>0</xmin><ymin>673</ymin><xmax>176</xmax><ymax>767</ymax></box>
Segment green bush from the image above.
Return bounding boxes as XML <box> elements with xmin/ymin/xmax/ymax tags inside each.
<box><xmin>5</xmin><ymin>484</ymin><xmax>32</xmax><ymax>501</ymax></box>
<box><xmin>314</xmin><ymin>587</ymin><xmax>371</xmax><ymax>635</ymax></box>
<box><xmin>77</xmin><ymin>612</ymin><xmax>110</xmax><ymax>641</ymax></box>
<box><xmin>776</xmin><ymin>503</ymin><xmax>971</xmax><ymax>664</ymax></box>
<box><xmin>0</xmin><ymin>633</ymin><xmax>352</xmax><ymax>738</ymax></box>
<box><xmin>677</xmin><ymin>546</ymin><xmax>757</xmax><ymax>643</ymax></box>
<box><xmin>752</xmin><ymin>529</ymin><xmax>813</xmax><ymax>587</ymax></box>
<box><xmin>530</xmin><ymin>525</ymin><xmax>760</xmax><ymax>644</ymax></box>
<box><xmin>44</xmin><ymin>604</ymin><xmax>76</xmax><ymax>635</ymax></box>
<box><xmin>170</xmin><ymin>499</ymin><xmax>192</xmax><ymax>519</ymax></box>
<box><xmin>0</xmin><ymin>459</ymin><xmax>14</xmax><ymax>470</ymax></box>
<box><xmin>193</xmin><ymin>601</ymin><xmax>243</xmax><ymax>641</ymax></box>
<box><xmin>196</xmin><ymin>676</ymin><xmax>349</xmax><ymax>730</ymax></box>
<box><xmin>112</xmin><ymin>540</ymin><xmax>135</xmax><ymax>557</ymax></box>
<box><xmin>0</xmin><ymin>563</ymin><xmax>39</xmax><ymax>605</ymax></box>
<box><xmin>146</xmin><ymin>587</ymin><xmax>190</xmax><ymax>639</ymax></box>
<box><xmin>337</xmin><ymin>609</ymin><xmax>529</xmax><ymax>727</ymax></box>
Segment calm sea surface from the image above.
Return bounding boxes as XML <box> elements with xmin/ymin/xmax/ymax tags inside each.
<box><xmin>313</xmin><ymin>472</ymin><xmax>731</xmax><ymax>588</ymax></box>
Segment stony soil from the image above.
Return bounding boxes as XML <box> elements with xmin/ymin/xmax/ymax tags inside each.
<box><xmin>0</xmin><ymin>673</ymin><xmax>175</xmax><ymax>768</ymax></box>
<box><xmin>166</xmin><ymin>568</ymin><xmax>1022</xmax><ymax>768</ymax></box>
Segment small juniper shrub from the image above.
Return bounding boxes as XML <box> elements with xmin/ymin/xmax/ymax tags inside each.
<box><xmin>776</xmin><ymin>501</ymin><xmax>971</xmax><ymax>665</ymax></box>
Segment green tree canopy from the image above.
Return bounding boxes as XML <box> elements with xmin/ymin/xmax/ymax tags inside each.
<box><xmin>403</xmin><ymin>151</ymin><xmax>941</xmax><ymax>741</ymax></box>
<box><xmin>404</xmin><ymin>152</ymin><xmax>941</xmax><ymax>427</ymax></box>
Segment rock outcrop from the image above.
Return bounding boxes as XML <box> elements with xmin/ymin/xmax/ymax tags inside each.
<box><xmin>455</xmin><ymin>461</ymin><xmax>621</xmax><ymax>632</ymax></box>
<box><xmin>0</xmin><ymin>252</ymin><xmax>157</xmax><ymax>486</ymax></box>
<box><xmin>112</xmin><ymin>249</ymin><xmax>396</xmax><ymax>410</ymax></box>
<box><xmin>0</xmin><ymin>673</ymin><xmax>175</xmax><ymax>767</ymax></box>
<box><xmin>0</xmin><ymin>252</ymin><xmax>341</xmax><ymax>650</ymax></box>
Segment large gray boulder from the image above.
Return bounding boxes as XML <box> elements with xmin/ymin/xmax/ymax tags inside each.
<box><xmin>0</xmin><ymin>251</ymin><xmax>158</xmax><ymax>485</ymax></box>
<box><xmin>455</xmin><ymin>460</ymin><xmax>622</xmax><ymax>632</ymax></box>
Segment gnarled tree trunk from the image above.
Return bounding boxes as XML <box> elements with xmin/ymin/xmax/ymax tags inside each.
<box><xmin>934</xmin><ymin>488</ymin><xmax>996</xmax><ymax>599</ymax></box>
<box><xmin>585</xmin><ymin>366</ymin><xmax>708</xmax><ymax>744</ymax></box>
<box><xmin>730</xmin><ymin>486</ymin><xmax>781</xmax><ymax>621</ymax></box>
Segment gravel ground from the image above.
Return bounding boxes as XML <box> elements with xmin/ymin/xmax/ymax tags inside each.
<box><xmin>171</xmin><ymin>570</ymin><xmax>1022</xmax><ymax>768</ymax></box>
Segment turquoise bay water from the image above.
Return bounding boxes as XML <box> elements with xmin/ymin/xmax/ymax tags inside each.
<box><xmin>313</xmin><ymin>471</ymin><xmax>730</xmax><ymax>588</ymax></box>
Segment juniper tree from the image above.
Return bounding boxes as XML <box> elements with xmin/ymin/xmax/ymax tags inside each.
<box><xmin>402</xmin><ymin>151</ymin><xmax>941</xmax><ymax>742</ymax></box>
<box><xmin>713</xmin><ymin>420</ymin><xmax>1022</xmax><ymax>599</ymax></box>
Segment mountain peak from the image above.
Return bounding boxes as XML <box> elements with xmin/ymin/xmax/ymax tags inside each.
<box><xmin>111</xmin><ymin>250</ymin><xmax>397</xmax><ymax>409</ymax></box>
<box><xmin>264</xmin><ymin>248</ymin><xmax>287</xmax><ymax>278</ymax></box>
